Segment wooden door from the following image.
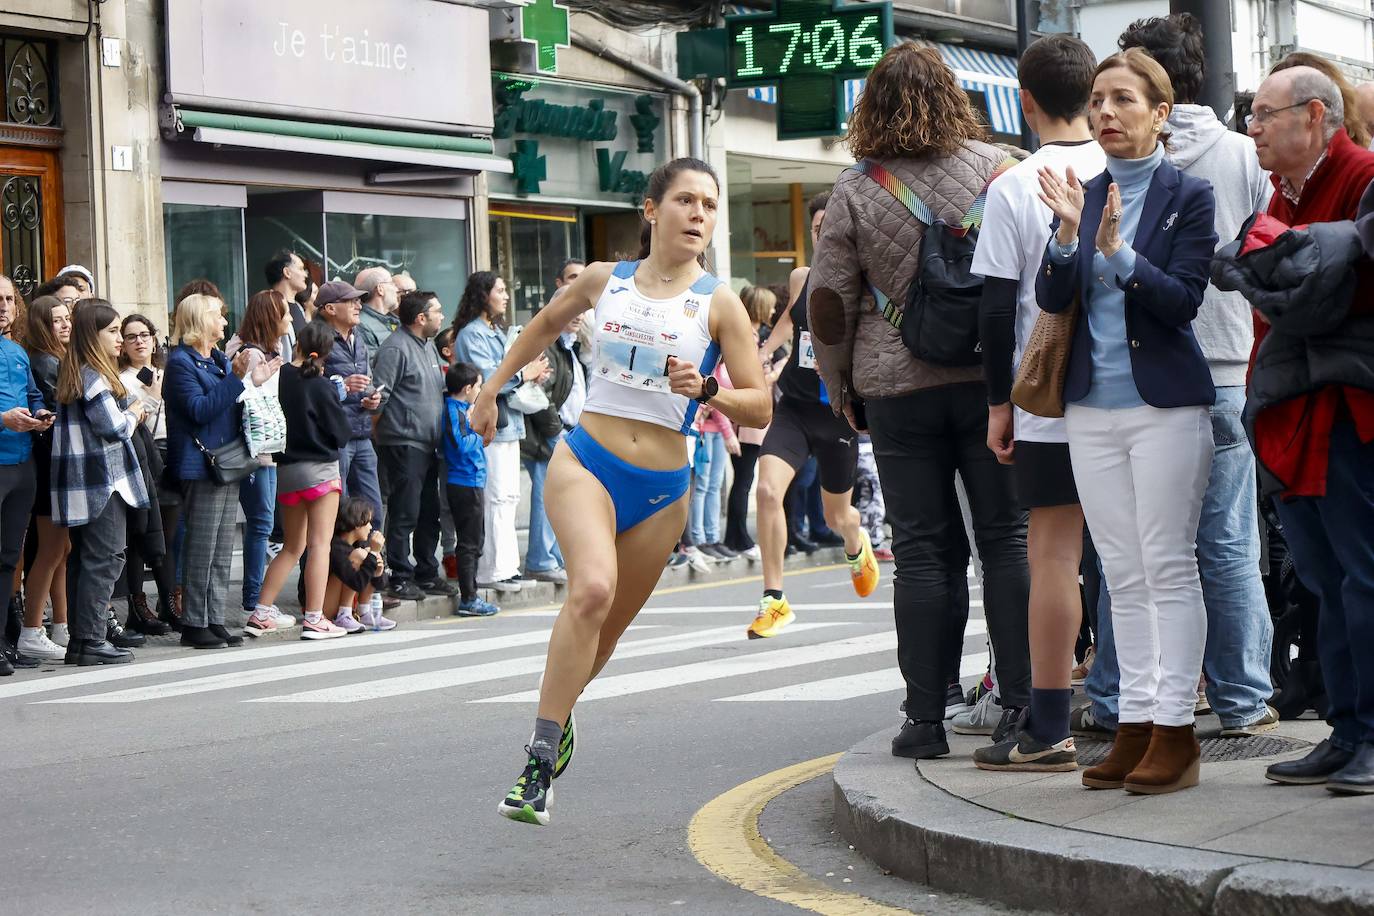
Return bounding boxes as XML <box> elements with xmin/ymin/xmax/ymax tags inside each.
<box><xmin>0</xmin><ymin>147</ymin><xmax>64</xmax><ymax>300</ymax></box>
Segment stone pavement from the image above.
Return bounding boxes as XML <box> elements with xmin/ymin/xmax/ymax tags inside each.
<box><xmin>834</xmin><ymin>709</ymin><xmax>1374</xmax><ymax>915</ymax></box>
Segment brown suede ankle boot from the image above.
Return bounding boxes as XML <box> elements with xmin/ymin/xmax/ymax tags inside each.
<box><xmin>1082</xmin><ymin>722</ymin><xmax>1153</xmax><ymax>789</ymax></box>
<box><xmin>1124</xmin><ymin>724</ymin><xmax>1201</xmax><ymax>795</ymax></box>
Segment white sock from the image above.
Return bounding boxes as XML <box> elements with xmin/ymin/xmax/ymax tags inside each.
<box><xmin>304</xmin><ymin>611</ymin><xmax>324</xmax><ymax>625</ymax></box>
<box><xmin>337</xmin><ymin>605</ymin><xmax>354</xmax><ymax>620</ymax></box>
<box><xmin>252</xmin><ymin>604</ymin><xmax>272</xmax><ymax>618</ymax></box>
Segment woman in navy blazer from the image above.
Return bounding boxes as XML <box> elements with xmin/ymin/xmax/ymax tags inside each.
<box><xmin>1034</xmin><ymin>49</ymin><xmax>1218</xmax><ymax>796</ymax></box>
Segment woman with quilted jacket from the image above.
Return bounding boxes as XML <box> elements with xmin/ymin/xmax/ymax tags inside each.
<box><xmin>808</xmin><ymin>42</ymin><xmax>1032</xmax><ymax>763</ymax></box>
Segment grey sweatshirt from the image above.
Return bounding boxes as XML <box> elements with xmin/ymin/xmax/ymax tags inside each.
<box><xmin>1165</xmin><ymin>103</ymin><xmax>1273</xmax><ymax>387</ymax></box>
<box><xmin>372</xmin><ymin>325</ymin><xmax>445</xmax><ymax>450</ymax></box>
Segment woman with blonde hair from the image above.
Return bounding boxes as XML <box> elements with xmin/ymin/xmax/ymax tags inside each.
<box><xmin>722</xmin><ymin>284</ymin><xmax>780</xmax><ymax>556</ymax></box>
<box><xmin>809</xmin><ymin>42</ymin><xmax>1031</xmax><ymax>760</ymax></box>
<box><xmin>52</xmin><ymin>300</ymin><xmax>148</xmax><ymax>665</ymax></box>
<box><xmin>163</xmin><ymin>294</ymin><xmax>279</xmax><ymax>649</ymax></box>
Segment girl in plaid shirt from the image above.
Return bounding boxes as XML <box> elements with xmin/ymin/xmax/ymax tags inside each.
<box><xmin>53</xmin><ymin>301</ymin><xmax>148</xmax><ymax>666</ymax></box>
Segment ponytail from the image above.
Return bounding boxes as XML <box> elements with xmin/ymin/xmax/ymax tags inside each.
<box><xmin>296</xmin><ymin>320</ymin><xmax>334</xmax><ymax>379</ymax></box>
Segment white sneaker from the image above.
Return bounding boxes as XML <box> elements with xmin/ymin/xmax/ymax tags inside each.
<box><xmin>17</xmin><ymin>627</ymin><xmax>65</xmax><ymax>661</ymax></box>
<box><xmin>269</xmin><ymin>607</ymin><xmax>297</xmax><ymax>628</ymax></box>
<box><xmin>743</xmin><ymin>545</ymin><xmax>762</xmax><ymax>562</ymax></box>
<box><xmin>48</xmin><ymin>622</ymin><xmax>69</xmax><ymax>648</ymax></box>
<box><xmin>682</xmin><ymin>547</ymin><xmax>713</xmax><ymax>574</ymax></box>
<box><xmin>952</xmin><ymin>688</ymin><xmax>1003</xmax><ymax>735</ymax></box>
<box><xmin>265</xmin><ymin>541</ymin><xmax>285</xmax><ymax>560</ymax></box>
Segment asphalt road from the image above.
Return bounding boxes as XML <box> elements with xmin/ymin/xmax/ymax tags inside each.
<box><xmin>1</xmin><ymin>561</ymin><xmax>1029</xmax><ymax>915</ymax></box>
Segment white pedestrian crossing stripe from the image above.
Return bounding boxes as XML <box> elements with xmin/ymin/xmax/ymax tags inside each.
<box><xmin>515</xmin><ymin>602</ymin><xmax>889</xmax><ymax>618</ymax></box>
<box><xmin>478</xmin><ymin>630</ymin><xmax>900</xmax><ymax>704</ymax></box>
<box><xmin>251</xmin><ymin>622</ymin><xmax>847</xmax><ymax>704</ymax></box>
<box><xmin>0</xmin><ymin>630</ymin><xmax>445</xmax><ymax>702</ymax></box>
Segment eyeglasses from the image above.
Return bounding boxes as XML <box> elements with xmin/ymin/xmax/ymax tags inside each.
<box><xmin>1245</xmin><ymin>99</ymin><xmax>1318</xmax><ymax>129</ymax></box>
<box><xmin>55</xmin><ymin>296</ymin><xmax>78</xmax><ymax>306</ymax></box>
<box><xmin>123</xmin><ymin>331</ymin><xmax>154</xmax><ymax>343</ymax></box>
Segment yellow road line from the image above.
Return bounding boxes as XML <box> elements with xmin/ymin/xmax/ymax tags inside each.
<box><xmin>688</xmin><ymin>754</ymin><xmax>919</xmax><ymax>916</ymax></box>
<box><xmin>423</xmin><ymin>563</ymin><xmax>848</xmax><ymax>626</ymax></box>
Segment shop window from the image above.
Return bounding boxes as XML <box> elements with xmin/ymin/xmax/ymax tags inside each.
<box><xmin>324</xmin><ymin>213</ymin><xmax>469</xmax><ymax>323</ymax></box>
<box><xmin>489</xmin><ymin>208</ymin><xmax>580</xmax><ymax>324</ymax></box>
<box><xmin>245</xmin><ymin>208</ymin><xmax>325</xmax><ymax>319</ymax></box>
<box><xmin>163</xmin><ymin>203</ymin><xmax>247</xmax><ymax>328</ymax></box>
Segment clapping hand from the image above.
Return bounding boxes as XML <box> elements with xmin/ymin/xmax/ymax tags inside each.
<box><xmin>1037</xmin><ymin>165</ymin><xmax>1086</xmax><ymax>245</ymax></box>
<box><xmin>252</xmin><ymin>356</ymin><xmax>284</xmax><ymax>386</ymax></box>
<box><xmin>1095</xmin><ymin>183</ymin><xmax>1125</xmax><ymax>258</ymax></box>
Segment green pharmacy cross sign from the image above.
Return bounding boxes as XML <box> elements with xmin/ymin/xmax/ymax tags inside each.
<box><xmin>727</xmin><ymin>0</ymin><xmax>893</xmax><ymax>139</ymax></box>
<box><xmin>521</xmin><ymin>0</ymin><xmax>570</xmax><ymax>74</ymax></box>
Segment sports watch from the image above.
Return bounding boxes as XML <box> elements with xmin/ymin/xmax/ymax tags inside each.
<box><xmin>695</xmin><ymin>375</ymin><xmax>719</xmax><ymax>404</ymax></box>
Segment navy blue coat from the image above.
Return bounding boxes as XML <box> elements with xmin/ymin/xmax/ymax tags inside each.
<box><xmin>163</xmin><ymin>344</ymin><xmax>245</xmax><ymax>482</ymax></box>
<box><xmin>1037</xmin><ymin>159</ymin><xmax>1218</xmax><ymax>409</ymax></box>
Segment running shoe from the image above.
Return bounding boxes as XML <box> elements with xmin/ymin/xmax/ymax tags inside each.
<box><xmin>360</xmin><ymin>605</ymin><xmax>399</xmax><ymax>631</ymax></box>
<box><xmin>455</xmin><ymin>597</ymin><xmax>499</xmax><ymax>618</ymax></box>
<box><xmin>742</xmin><ymin>545</ymin><xmax>762</xmax><ymax>562</ymax></box>
<box><xmin>300</xmin><ymin>615</ymin><xmax>348</xmax><ymax>640</ymax></box>
<box><xmin>952</xmin><ymin>688</ymin><xmax>1002</xmax><ymax>735</ymax></box>
<box><xmin>965</xmin><ymin>674</ymin><xmax>993</xmax><ymax>709</ymax></box>
<box><xmin>334</xmin><ymin>610</ymin><xmax>365</xmax><ymax>634</ymax></box>
<box><xmin>554</xmin><ymin>711</ymin><xmax>576</xmax><ymax>779</ymax></box>
<box><xmin>244</xmin><ymin>606</ymin><xmax>289</xmax><ymax>637</ymax></box>
<box><xmin>499</xmin><ymin>747</ymin><xmax>554</xmax><ymax>826</ymax></box>
<box><xmin>973</xmin><ymin>729</ymin><xmax>1078</xmax><ymax>772</ymax></box>
<box><xmin>1071</xmin><ymin>645</ymin><xmax>1095</xmax><ymax>686</ymax></box>
<box><xmin>848</xmin><ymin>530</ymin><xmax>880</xmax><ymax>597</ymax></box>
<box><xmin>943</xmin><ymin>680</ymin><xmax>968</xmax><ymax>720</ymax></box>
<box><xmin>747</xmin><ymin>594</ymin><xmax>794</xmax><ymax>639</ymax></box>
<box><xmin>874</xmin><ymin>545</ymin><xmax>895</xmax><ymax>562</ymax></box>
<box><xmin>683</xmin><ymin>547</ymin><xmax>713</xmax><ymax>574</ymax></box>
<box><xmin>1069</xmin><ymin>705</ymin><xmax>1116</xmax><ymax>739</ymax></box>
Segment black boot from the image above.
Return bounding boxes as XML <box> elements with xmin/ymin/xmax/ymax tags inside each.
<box><xmin>106</xmin><ymin>607</ymin><xmax>146</xmax><ymax>649</ymax></box>
<box><xmin>1265</xmin><ymin>738</ymin><xmax>1354</xmax><ymax>785</ymax></box>
<box><xmin>76</xmin><ymin>639</ymin><xmax>133</xmax><ymax>666</ymax></box>
<box><xmin>158</xmin><ymin>586</ymin><xmax>184</xmax><ymax>632</ymax></box>
<box><xmin>208</xmin><ymin>623</ymin><xmax>244</xmax><ymax>647</ymax></box>
<box><xmin>1327</xmin><ymin>742</ymin><xmax>1374</xmax><ymax>795</ymax></box>
<box><xmin>126</xmin><ymin>593</ymin><xmax>169</xmax><ymax>636</ymax></box>
<box><xmin>179</xmin><ymin>626</ymin><xmax>228</xmax><ymax>650</ymax></box>
<box><xmin>63</xmin><ymin>638</ymin><xmax>86</xmax><ymax>666</ymax></box>
<box><xmin>4</xmin><ymin>593</ymin><xmax>20</xmax><ymax>645</ymax></box>
<box><xmin>892</xmin><ymin>719</ymin><xmax>950</xmax><ymax>760</ymax></box>
<box><xmin>0</xmin><ymin>644</ymin><xmax>12</xmax><ymax>676</ymax></box>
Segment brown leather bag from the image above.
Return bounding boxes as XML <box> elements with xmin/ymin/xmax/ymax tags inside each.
<box><xmin>1011</xmin><ymin>294</ymin><xmax>1079</xmax><ymax>419</ymax></box>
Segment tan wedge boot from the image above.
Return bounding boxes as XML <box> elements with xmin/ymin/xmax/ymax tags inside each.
<box><xmin>1124</xmin><ymin>724</ymin><xmax>1201</xmax><ymax>795</ymax></box>
<box><xmin>1082</xmin><ymin>722</ymin><xmax>1153</xmax><ymax>789</ymax></box>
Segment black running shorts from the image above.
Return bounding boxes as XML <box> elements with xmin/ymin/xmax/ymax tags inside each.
<box><xmin>760</xmin><ymin>396</ymin><xmax>859</xmax><ymax>493</ymax></box>
<box><xmin>1013</xmin><ymin>440</ymin><xmax>1079</xmax><ymax>509</ymax></box>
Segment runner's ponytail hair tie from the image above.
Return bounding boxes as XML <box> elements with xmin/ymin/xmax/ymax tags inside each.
<box><xmin>308</xmin><ymin>351</ymin><xmax>319</xmax><ymax>359</ymax></box>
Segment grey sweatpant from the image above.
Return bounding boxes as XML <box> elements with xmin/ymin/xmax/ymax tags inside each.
<box><xmin>67</xmin><ymin>495</ymin><xmax>128</xmax><ymax>642</ymax></box>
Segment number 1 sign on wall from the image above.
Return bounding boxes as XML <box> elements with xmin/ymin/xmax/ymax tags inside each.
<box><xmin>726</xmin><ymin>0</ymin><xmax>893</xmax><ymax>140</ymax></box>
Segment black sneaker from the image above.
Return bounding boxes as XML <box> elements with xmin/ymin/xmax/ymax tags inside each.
<box><xmin>991</xmin><ymin>705</ymin><xmax>1027</xmax><ymax>744</ymax></box>
<box><xmin>2</xmin><ymin>637</ymin><xmax>39</xmax><ymax>669</ymax></box>
<box><xmin>974</xmin><ymin>729</ymin><xmax>1078</xmax><ymax>772</ymax></box>
<box><xmin>944</xmin><ymin>679</ymin><xmax>968</xmax><ymax>720</ymax></box>
<box><xmin>499</xmin><ymin>747</ymin><xmax>555</xmax><ymax>826</ymax></box>
<box><xmin>891</xmin><ymin>719</ymin><xmax>949</xmax><ymax>760</ymax></box>
<box><xmin>553</xmin><ymin>711</ymin><xmax>576</xmax><ymax>779</ymax></box>
<box><xmin>388</xmin><ymin>580</ymin><xmax>425</xmax><ymax>601</ymax></box>
<box><xmin>417</xmin><ymin>578</ymin><xmax>458</xmax><ymax>597</ymax></box>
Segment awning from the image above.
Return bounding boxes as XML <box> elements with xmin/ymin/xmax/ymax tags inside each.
<box><xmin>738</xmin><ymin>40</ymin><xmax>1022</xmax><ymax>137</ymax></box>
<box><xmin>174</xmin><ymin>109</ymin><xmax>512</xmax><ymax>174</ymax></box>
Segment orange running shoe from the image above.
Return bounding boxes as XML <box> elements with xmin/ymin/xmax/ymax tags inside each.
<box><xmin>747</xmin><ymin>594</ymin><xmax>795</xmax><ymax>639</ymax></box>
<box><xmin>849</xmin><ymin>530</ymin><xmax>880</xmax><ymax>597</ymax></box>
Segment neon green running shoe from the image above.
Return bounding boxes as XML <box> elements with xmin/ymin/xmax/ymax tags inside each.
<box><xmin>498</xmin><ymin>747</ymin><xmax>554</xmax><ymax>826</ymax></box>
<box><xmin>554</xmin><ymin>711</ymin><xmax>575</xmax><ymax>780</ymax></box>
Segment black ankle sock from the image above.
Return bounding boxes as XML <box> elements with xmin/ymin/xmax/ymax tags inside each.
<box><xmin>1028</xmin><ymin>688</ymin><xmax>1072</xmax><ymax>745</ymax></box>
<box><xmin>531</xmin><ymin>717</ymin><xmax>562</xmax><ymax>767</ymax></box>
<box><xmin>764</xmin><ymin>589</ymin><xmax>783</xmax><ymax>601</ymax></box>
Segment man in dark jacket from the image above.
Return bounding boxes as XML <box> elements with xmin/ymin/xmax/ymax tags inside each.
<box><xmin>372</xmin><ymin>290</ymin><xmax>455</xmax><ymax>600</ymax></box>
<box><xmin>316</xmin><ymin>280</ymin><xmax>384</xmax><ymax>522</ymax></box>
<box><xmin>1237</xmin><ymin>65</ymin><xmax>1374</xmax><ymax>794</ymax></box>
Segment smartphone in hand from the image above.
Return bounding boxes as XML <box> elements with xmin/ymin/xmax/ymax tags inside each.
<box><xmin>137</xmin><ymin>366</ymin><xmax>155</xmax><ymax>387</ymax></box>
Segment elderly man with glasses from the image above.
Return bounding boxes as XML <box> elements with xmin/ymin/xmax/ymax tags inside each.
<box><xmin>1233</xmin><ymin>62</ymin><xmax>1374</xmax><ymax>795</ymax></box>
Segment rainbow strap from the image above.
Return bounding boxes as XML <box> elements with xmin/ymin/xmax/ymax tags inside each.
<box><xmin>850</xmin><ymin>155</ymin><xmax>1018</xmax><ymax>327</ymax></box>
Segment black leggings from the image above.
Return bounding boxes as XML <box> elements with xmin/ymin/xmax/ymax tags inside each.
<box><xmin>724</xmin><ymin>443</ymin><xmax>760</xmax><ymax>551</ymax></box>
<box><xmin>867</xmin><ymin>383</ymin><xmax>1030</xmax><ymax>722</ymax></box>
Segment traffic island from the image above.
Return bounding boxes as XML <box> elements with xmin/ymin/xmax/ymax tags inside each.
<box><xmin>833</xmin><ymin>721</ymin><xmax>1374</xmax><ymax>915</ymax></box>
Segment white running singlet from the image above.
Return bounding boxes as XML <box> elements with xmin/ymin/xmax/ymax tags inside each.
<box><xmin>582</xmin><ymin>260</ymin><xmax>723</xmax><ymax>435</ymax></box>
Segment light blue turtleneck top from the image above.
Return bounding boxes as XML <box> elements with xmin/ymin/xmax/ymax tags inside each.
<box><xmin>1049</xmin><ymin>143</ymin><xmax>1165</xmax><ymax>409</ymax></box>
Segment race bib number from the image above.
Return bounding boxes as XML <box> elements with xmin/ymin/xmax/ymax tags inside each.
<box><xmin>593</xmin><ymin>315</ymin><xmax>677</xmax><ymax>394</ymax></box>
<box><xmin>798</xmin><ymin>330</ymin><xmax>817</xmax><ymax>370</ymax></box>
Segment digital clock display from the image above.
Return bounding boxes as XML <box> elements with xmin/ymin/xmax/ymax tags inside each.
<box><xmin>725</xmin><ymin>3</ymin><xmax>893</xmax><ymax>86</ymax></box>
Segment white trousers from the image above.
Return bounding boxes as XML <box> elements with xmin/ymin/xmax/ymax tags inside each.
<box><xmin>1067</xmin><ymin>403</ymin><xmax>1212</xmax><ymax>726</ymax></box>
<box><xmin>478</xmin><ymin>439</ymin><xmax>521</xmax><ymax>583</ymax></box>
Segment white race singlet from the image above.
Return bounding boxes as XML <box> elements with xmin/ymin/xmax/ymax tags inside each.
<box><xmin>582</xmin><ymin>260</ymin><xmax>723</xmax><ymax>435</ymax></box>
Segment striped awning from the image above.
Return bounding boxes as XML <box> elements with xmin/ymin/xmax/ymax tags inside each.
<box><xmin>736</xmin><ymin>36</ymin><xmax>1022</xmax><ymax>137</ymax></box>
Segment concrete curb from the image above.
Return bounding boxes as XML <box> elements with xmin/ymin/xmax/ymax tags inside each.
<box><xmin>831</xmin><ymin>731</ymin><xmax>1374</xmax><ymax>916</ymax></box>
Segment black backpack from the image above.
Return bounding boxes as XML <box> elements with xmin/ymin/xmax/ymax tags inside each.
<box><xmin>851</xmin><ymin>158</ymin><xmax>1012</xmax><ymax>367</ymax></box>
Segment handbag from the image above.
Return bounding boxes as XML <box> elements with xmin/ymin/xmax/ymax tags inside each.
<box><xmin>507</xmin><ymin>379</ymin><xmax>550</xmax><ymax>415</ymax></box>
<box><xmin>240</xmin><ymin>384</ymin><xmax>287</xmax><ymax>457</ymax></box>
<box><xmin>1011</xmin><ymin>292</ymin><xmax>1079</xmax><ymax>419</ymax></box>
<box><xmin>192</xmin><ymin>433</ymin><xmax>257</xmax><ymax>486</ymax></box>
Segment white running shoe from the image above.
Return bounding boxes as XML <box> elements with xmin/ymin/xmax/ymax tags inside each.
<box><xmin>952</xmin><ymin>688</ymin><xmax>1003</xmax><ymax>735</ymax></box>
<box><xmin>17</xmin><ymin>627</ymin><xmax>66</xmax><ymax>661</ymax></box>
<box><xmin>682</xmin><ymin>546</ymin><xmax>713</xmax><ymax>574</ymax></box>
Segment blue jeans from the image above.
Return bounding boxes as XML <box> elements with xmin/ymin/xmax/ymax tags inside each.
<box><xmin>522</xmin><ymin>455</ymin><xmax>563</xmax><ymax>573</ymax></box>
<box><xmin>1085</xmin><ymin>389</ymin><xmax>1275</xmax><ymax>727</ymax></box>
<box><xmin>338</xmin><ymin>438</ymin><xmax>383</xmax><ymax>527</ymax></box>
<box><xmin>238</xmin><ymin>466</ymin><xmax>276</xmax><ymax>610</ymax></box>
<box><xmin>1275</xmin><ymin>421</ymin><xmax>1374</xmax><ymax>751</ymax></box>
<box><xmin>690</xmin><ymin>431</ymin><xmax>727</xmax><ymax>545</ymax></box>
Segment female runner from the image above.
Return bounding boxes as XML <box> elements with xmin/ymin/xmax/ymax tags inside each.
<box><xmin>471</xmin><ymin>158</ymin><xmax>772</xmax><ymax>826</ymax></box>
